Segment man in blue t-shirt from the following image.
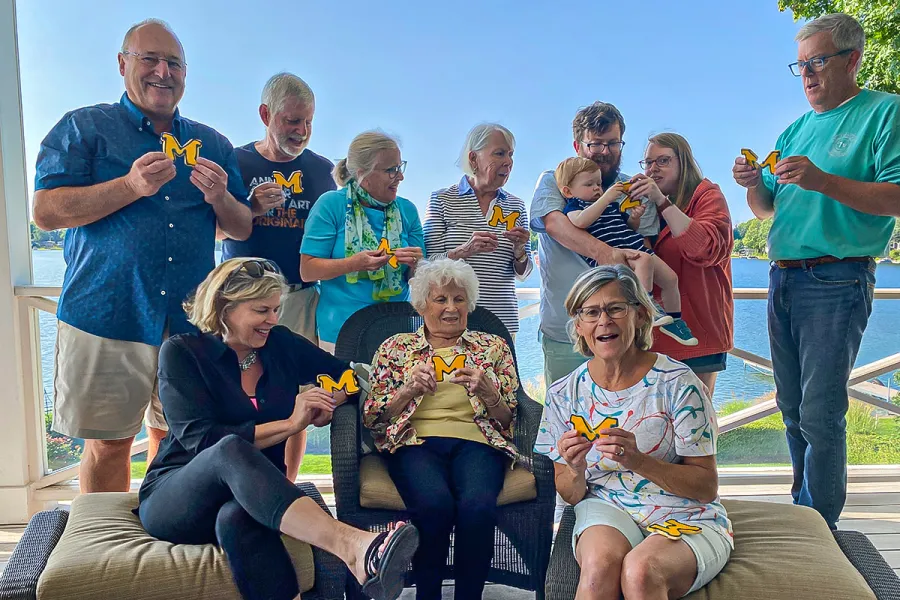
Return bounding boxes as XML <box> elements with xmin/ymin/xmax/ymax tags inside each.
<box><xmin>32</xmin><ymin>19</ymin><xmax>251</xmax><ymax>493</ymax></box>
<box><xmin>733</xmin><ymin>13</ymin><xmax>900</xmax><ymax>529</ymax></box>
<box><xmin>221</xmin><ymin>73</ymin><xmax>335</xmax><ymax>480</ymax></box>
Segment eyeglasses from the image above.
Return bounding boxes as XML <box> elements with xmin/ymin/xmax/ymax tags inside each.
<box><xmin>788</xmin><ymin>49</ymin><xmax>852</xmax><ymax>76</ymax></box>
<box><xmin>639</xmin><ymin>155</ymin><xmax>675</xmax><ymax>170</ymax></box>
<box><xmin>384</xmin><ymin>161</ymin><xmax>407</xmax><ymax>179</ymax></box>
<box><xmin>122</xmin><ymin>51</ymin><xmax>186</xmax><ymax>73</ymax></box>
<box><xmin>581</xmin><ymin>140</ymin><xmax>625</xmax><ymax>154</ymax></box>
<box><xmin>575</xmin><ymin>302</ymin><xmax>639</xmax><ymax>322</ymax></box>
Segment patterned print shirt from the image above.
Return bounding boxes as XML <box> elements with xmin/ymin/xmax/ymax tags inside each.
<box><xmin>534</xmin><ymin>354</ymin><xmax>733</xmax><ymax>546</ymax></box>
<box><xmin>363</xmin><ymin>327</ymin><xmax>520</xmax><ymax>460</ymax></box>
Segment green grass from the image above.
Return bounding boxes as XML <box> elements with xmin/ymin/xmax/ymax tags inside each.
<box><xmin>131</xmin><ymin>454</ymin><xmax>333</xmax><ymax>479</ymax></box>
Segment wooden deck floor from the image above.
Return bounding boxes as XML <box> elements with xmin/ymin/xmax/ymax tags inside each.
<box><xmin>3</xmin><ymin>481</ymin><xmax>900</xmax><ymax>597</ymax></box>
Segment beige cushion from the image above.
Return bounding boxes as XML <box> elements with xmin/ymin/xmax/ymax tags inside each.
<box><xmin>37</xmin><ymin>492</ymin><xmax>315</xmax><ymax>600</ymax></box>
<box><xmin>685</xmin><ymin>499</ymin><xmax>875</xmax><ymax>600</ymax></box>
<box><xmin>359</xmin><ymin>453</ymin><xmax>537</xmax><ymax>510</ymax></box>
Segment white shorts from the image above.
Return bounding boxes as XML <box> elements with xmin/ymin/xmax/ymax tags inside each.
<box><xmin>53</xmin><ymin>321</ymin><xmax>166</xmax><ymax>440</ymax></box>
<box><xmin>574</xmin><ymin>497</ymin><xmax>732</xmax><ymax>595</ymax></box>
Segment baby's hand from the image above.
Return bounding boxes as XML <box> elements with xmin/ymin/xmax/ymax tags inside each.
<box><xmin>599</xmin><ymin>182</ymin><xmax>625</xmax><ymax>204</ymax></box>
<box><xmin>629</xmin><ymin>204</ymin><xmax>647</xmax><ymax>220</ymax></box>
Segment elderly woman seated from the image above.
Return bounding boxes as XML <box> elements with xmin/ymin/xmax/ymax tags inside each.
<box><xmin>534</xmin><ymin>265</ymin><xmax>733</xmax><ymax>599</ymax></box>
<box><xmin>136</xmin><ymin>258</ymin><xmax>418</xmax><ymax>600</ymax></box>
<box><xmin>363</xmin><ymin>258</ymin><xmax>519</xmax><ymax>600</ymax></box>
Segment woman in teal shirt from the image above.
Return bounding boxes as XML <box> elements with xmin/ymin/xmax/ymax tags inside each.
<box><xmin>301</xmin><ymin>131</ymin><xmax>424</xmax><ymax>351</ymax></box>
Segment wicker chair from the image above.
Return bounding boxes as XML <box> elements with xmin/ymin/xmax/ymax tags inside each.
<box><xmin>332</xmin><ymin>302</ymin><xmax>555</xmax><ymax>599</ymax></box>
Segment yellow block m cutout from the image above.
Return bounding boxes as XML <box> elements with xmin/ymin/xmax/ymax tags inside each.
<box><xmin>487</xmin><ymin>205</ymin><xmax>520</xmax><ymax>231</ymax></box>
<box><xmin>272</xmin><ymin>170</ymin><xmax>303</xmax><ymax>193</ymax></box>
<box><xmin>376</xmin><ymin>238</ymin><xmax>399</xmax><ymax>269</ymax></box>
<box><xmin>317</xmin><ymin>370</ymin><xmax>360</xmax><ymax>394</ymax></box>
<box><xmin>160</xmin><ymin>132</ymin><xmax>202</xmax><ymax>166</ymax></box>
<box><xmin>741</xmin><ymin>148</ymin><xmax>780</xmax><ymax>174</ymax></box>
<box><xmin>570</xmin><ymin>415</ymin><xmax>618</xmax><ymax>441</ymax></box>
<box><xmin>647</xmin><ymin>519</ymin><xmax>702</xmax><ymax>540</ymax></box>
<box><xmin>433</xmin><ymin>354</ymin><xmax>466</xmax><ymax>382</ymax></box>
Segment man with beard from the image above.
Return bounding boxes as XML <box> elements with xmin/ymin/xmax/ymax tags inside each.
<box><xmin>221</xmin><ymin>72</ymin><xmax>336</xmax><ymax>480</ymax></box>
<box><xmin>32</xmin><ymin>19</ymin><xmax>251</xmax><ymax>492</ymax></box>
<box><xmin>530</xmin><ymin>102</ymin><xmax>653</xmax><ymax>386</ymax></box>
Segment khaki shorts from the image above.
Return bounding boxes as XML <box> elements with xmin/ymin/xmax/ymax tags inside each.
<box><xmin>574</xmin><ymin>497</ymin><xmax>732</xmax><ymax>595</ymax></box>
<box><xmin>279</xmin><ymin>286</ymin><xmax>319</xmax><ymax>344</ymax></box>
<box><xmin>52</xmin><ymin>321</ymin><xmax>167</xmax><ymax>440</ymax></box>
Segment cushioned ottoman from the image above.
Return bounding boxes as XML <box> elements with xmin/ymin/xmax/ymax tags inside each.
<box><xmin>0</xmin><ymin>482</ymin><xmax>344</xmax><ymax>600</ymax></box>
<box><xmin>545</xmin><ymin>499</ymin><xmax>898</xmax><ymax>600</ymax></box>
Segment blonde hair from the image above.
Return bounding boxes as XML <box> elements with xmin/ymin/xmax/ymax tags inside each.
<box><xmin>555</xmin><ymin>157</ymin><xmax>599</xmax><ymax>193</ymax></box>
<box><xmin>646</xmin><ymin>132</ymin><xmax>703</xmax><ymax>211</ymax></box>
<box><xmin>409</xmin><ymin>258</ymin><xmax>479</xmax><ymax>313</ymax></box>
<box><xmin>565</xmin><ymin>265</ymin><xmax>655</xmax><ymax>357</ymax></box>
<box><xmin>183</xmin><ymin>258</ymin><xmax>287</xmax><ymax>336</ymax></box>
<box><xmin>333</xmin><ymin>130</ymin><xmax>400</xmax><ymax>187</ymax></box>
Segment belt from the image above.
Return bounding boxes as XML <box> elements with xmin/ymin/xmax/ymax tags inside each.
<box><xmin>773</xmin><ymin>255</ymin><xmax>870</xmax><ymax>269</ymax></box>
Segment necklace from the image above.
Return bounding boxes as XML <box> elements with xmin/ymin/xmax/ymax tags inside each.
<box><xmin>239</xmin><ymin>350</ymin><xmax>258</xmax><ymax>372</ymax></box>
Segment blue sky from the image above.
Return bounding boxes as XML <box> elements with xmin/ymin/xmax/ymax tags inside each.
<box><xmin>15</xmin><ymin>0</ymin><xmax>811</xmax><ymax>225</ymax></box>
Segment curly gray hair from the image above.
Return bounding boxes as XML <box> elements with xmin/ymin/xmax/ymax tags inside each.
<box><xmin>409</xmin><ymin>258</ymin><xmax>479</xmax><ymax>314</ymax></box>
<box><xmin>565</xmin><ymin>264</ymin><xmax>657</xmax><ymax>357</ymax></box>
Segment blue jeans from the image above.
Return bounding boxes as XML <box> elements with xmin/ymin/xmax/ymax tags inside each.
<box><xmin>767</xmin><ymin>259</ymin><xmax>875</xmax><ymax>529</ymax></box>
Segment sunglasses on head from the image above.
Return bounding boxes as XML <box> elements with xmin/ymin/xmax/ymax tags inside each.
<box><xmin>230</xmin><ymin>259</ymin><xmax>281</xmax><ymax>279</ymax></box>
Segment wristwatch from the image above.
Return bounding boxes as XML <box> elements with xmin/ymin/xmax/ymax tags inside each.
<box><xmin>657</xmin><ymin>197</ymin><xmax>674</xmax><ymax>212</ymax></box>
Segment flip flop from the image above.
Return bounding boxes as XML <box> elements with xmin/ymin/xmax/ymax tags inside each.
<box><xmin>360</xmin><ymin>521</ymin><xmax>420</xmax><ymax>600</ymax></box>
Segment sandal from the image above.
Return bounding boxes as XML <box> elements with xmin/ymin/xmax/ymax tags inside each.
<box><xmin>360</xmin><ymin>521</ymin><xmax>420</xmax><ymax>600</ymax></box>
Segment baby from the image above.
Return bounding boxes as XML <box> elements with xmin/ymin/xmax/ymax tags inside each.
<box><xmin>556</xmin><ymin>157</ymin><xmax>697</xmax><ymax>346</ymax></box>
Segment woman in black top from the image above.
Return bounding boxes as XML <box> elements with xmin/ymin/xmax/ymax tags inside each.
<box><xmin>137</xmin><ymin>258</ymin><xmax>418</xmax><ymax>600</ymax></box>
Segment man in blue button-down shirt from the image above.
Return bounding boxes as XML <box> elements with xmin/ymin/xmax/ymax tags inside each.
<box><xmin>32</xmin><ymin>19</ymin><xmax>251</xmax><ymax>493</ymax></box>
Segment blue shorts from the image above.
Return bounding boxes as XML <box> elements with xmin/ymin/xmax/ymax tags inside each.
<box><xmin>573</xmin><ymin>498</ymin><xmax>732</xmax><ymax>595</ymax></box>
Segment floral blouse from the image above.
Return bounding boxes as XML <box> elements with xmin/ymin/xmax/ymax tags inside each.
<box><xmin>363</xmin><ymin>326</ymin><xmax>520</xmax><ymax>460</ymax></box>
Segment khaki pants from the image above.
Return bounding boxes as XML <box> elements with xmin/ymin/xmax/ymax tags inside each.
<box><xmin>279</xmin><ymin>286</ymin><xmax>319</xmax><ymax>344</ymax></box>
<box><xmin>53</xmin><ymin>321</ymin><xmax>166</xmax><ymax>440</ymax></box>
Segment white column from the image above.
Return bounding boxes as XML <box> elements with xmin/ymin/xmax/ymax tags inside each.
<box><xmin>0</xmin><ymin>0</ymin><xmax>44</xmax><ymax>524</ymax></box>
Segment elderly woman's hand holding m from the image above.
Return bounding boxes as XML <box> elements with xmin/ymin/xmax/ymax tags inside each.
<box><xmin>398</xmin><ymin>362</ymin><xmax>437</xmax><ymax>403</ymax></box>
<box><xmin>449</xmin><ymin>231</ymin><xmax>499</xmax><ymax>259</ymax></box>
<box><xmin>449</xmin><ymin>368</ymin><xmax>500</xmax><ymax>404</ymax></box>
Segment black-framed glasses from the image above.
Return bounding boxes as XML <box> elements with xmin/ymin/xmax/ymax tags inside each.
<box><xmin>122</xmin><ymin>50</ymin><xmax>186</xmax><ymax>73</ymax></box>
<box><xmin>639</xmin><ymin>155</ymin><xmax>675</xmax><ymax>170</ymax></box>
<box><xmin>575</xmin><ymin>302</ymin><xmax>639</xmax><ymax>322</ymax></box>
<box><xmin>789</xmin><ymin>49</ymin><xmax>853</xmax><ymax>76</ymax></box>
<box><xmin>581</xmin><ymin>140</ymin><xmax>625</xmax><ymax>153</ymax></box>
<box><xmin>384</xmin><ymin>161</ymin><xmax>407</xmax><ymax>179</ymax></box>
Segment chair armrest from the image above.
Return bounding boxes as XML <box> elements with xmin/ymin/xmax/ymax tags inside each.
<box><xmin>545</xmin><ymin>505</ymin><xmax>579</xmax><ymax>600</ymax></box>
<box><xmin>833</xmin><ymin>529</ymin><xmax>900</xmax><ymax>600</ymax></box>
<box><xmin>0</xmin><ymin>510</ymin><xmax>69</xmax><ymax>600</ymax></box>
<box><xmin>513</xmin><ymin>391</ymin><xmax>542</xmax><ymax>470</ymax></box>
<box><xmin>330</xmin><ymin>402</ymin><xmax>362</xmax><ymax>516</ymax></box>
<box><xmin>296</xmin><ymin>482</ymin><xmax>346</xmax><ymax>600</ymax></box>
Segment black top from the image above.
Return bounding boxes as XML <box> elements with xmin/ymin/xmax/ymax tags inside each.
<box><xmin>138</xmin><ymin>325</ymin><xmax>348</xmax><ymax>502</ymax></box>
<box><xmin>221</xmin><ymin>144</ymin><xmax>336</xmax><ymax>285</ymax></box>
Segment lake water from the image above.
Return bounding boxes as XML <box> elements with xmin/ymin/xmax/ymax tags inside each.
<box><xmin>30</xmin><ymin>251</ymin><xmax>900</xmax><ymax>411</ymax></box>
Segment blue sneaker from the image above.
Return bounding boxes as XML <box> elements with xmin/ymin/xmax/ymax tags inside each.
<box><xmin>651</xmin><ymin>301</ymin><xmax>674</xmax><ymax>327</ymax></box>
<box><xmin>659</xmin><ymin>318</ymin><xmax>698</xmax><ymax>346</ymax></box>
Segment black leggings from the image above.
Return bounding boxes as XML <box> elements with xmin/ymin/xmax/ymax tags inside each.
<box><xmin>138</xmin><ymin>435</ymin><xmax>306</xmax><ymax>600</ymax></box>
<box><xmin>384</xmin><ymin>437</ymin><xmax>507</xmax><ymax>600</ymax></box>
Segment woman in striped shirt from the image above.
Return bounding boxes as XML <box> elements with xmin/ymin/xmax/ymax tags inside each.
<box><xmin>423</xmin><ymin>123</ymin><xmax>532</xmax><ymax>337</ymax></box>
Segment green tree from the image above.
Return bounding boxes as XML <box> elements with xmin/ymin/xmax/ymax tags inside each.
<box><xmin>778</xmin><ymin>1</ymin><xmax>900</xmax><ymax>94</ymax></box>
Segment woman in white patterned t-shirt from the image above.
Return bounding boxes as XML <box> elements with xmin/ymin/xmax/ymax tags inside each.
<box><xmin>534</xmin><ymin>265</ymin><xmax>732</xmax><ymax>599</ymax></box>
<box><xmin>424</xmin><ymin>123</ymin><xmax>532</xmax><ymax>337</ymax></box>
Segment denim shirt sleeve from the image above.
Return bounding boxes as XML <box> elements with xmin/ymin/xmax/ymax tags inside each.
<box><xmin>34</xmin><ymin>111</ymin><xmax>95</xmax><ymax>191</ymax></box>
<box><xmin>530</xmin><ymin>171</ymin><xmax>565</xmax><ymax>232</ymax></box>
<box><xmin>157</xmin><ymin>338</ymin><xmax>256</xmax><ymax>454</ymax></box>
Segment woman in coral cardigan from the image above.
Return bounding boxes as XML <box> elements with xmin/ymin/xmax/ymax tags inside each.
<box><xmin>626</xmin><ymin>132</ymin><xmax>734</xmax><ymax>397</ymax></box>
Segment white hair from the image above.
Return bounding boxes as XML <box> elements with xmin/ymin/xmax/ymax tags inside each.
<box><xmin>459</xmin><ymin>123</ymin><xmax>516</xmax><ymax>177</ymax></box>
<box><xmin>261</xmin><ymin>72</ymin><xmax>315</xmax><ymax>116</ymax></box>
<box><xmin>121</xmin><ymin>18</ymin><xmax>183</xmax><ymax>58</ymax></box>
<box><xmin>796</xmin><ymin>13</ymin><xmax>865</xmax><ymax>73</ymax></box>
<box><xmin>409</xmin><ymin>258</ymin><xmax>479</xmax><ymax>314</ymax></box>
<box><xmin>333</xmin><ymin>130</ymin><xmax>400</xmax><ymax>188</ymax></box>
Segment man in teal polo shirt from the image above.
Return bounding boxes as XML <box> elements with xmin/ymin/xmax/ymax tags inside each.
<box><xmin>733</xmin><ymin>13</ymin><xmax>900</xmax><ymax>529</ymax></box>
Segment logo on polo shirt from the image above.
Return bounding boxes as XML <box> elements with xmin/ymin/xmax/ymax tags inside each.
<box><xmin>273</xmin><ymin>170</ymin><xmax>304</xmax><ymax>194</ymax></box>
<box><xmin>160</xmin><ymin>132</ymin><xmax>202</xmax><ymax>166</ymax></box>
<box><xmin>829</xmin><ymin>133</ymin><xmax>857</xmax><ymax>158</ymax></box>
